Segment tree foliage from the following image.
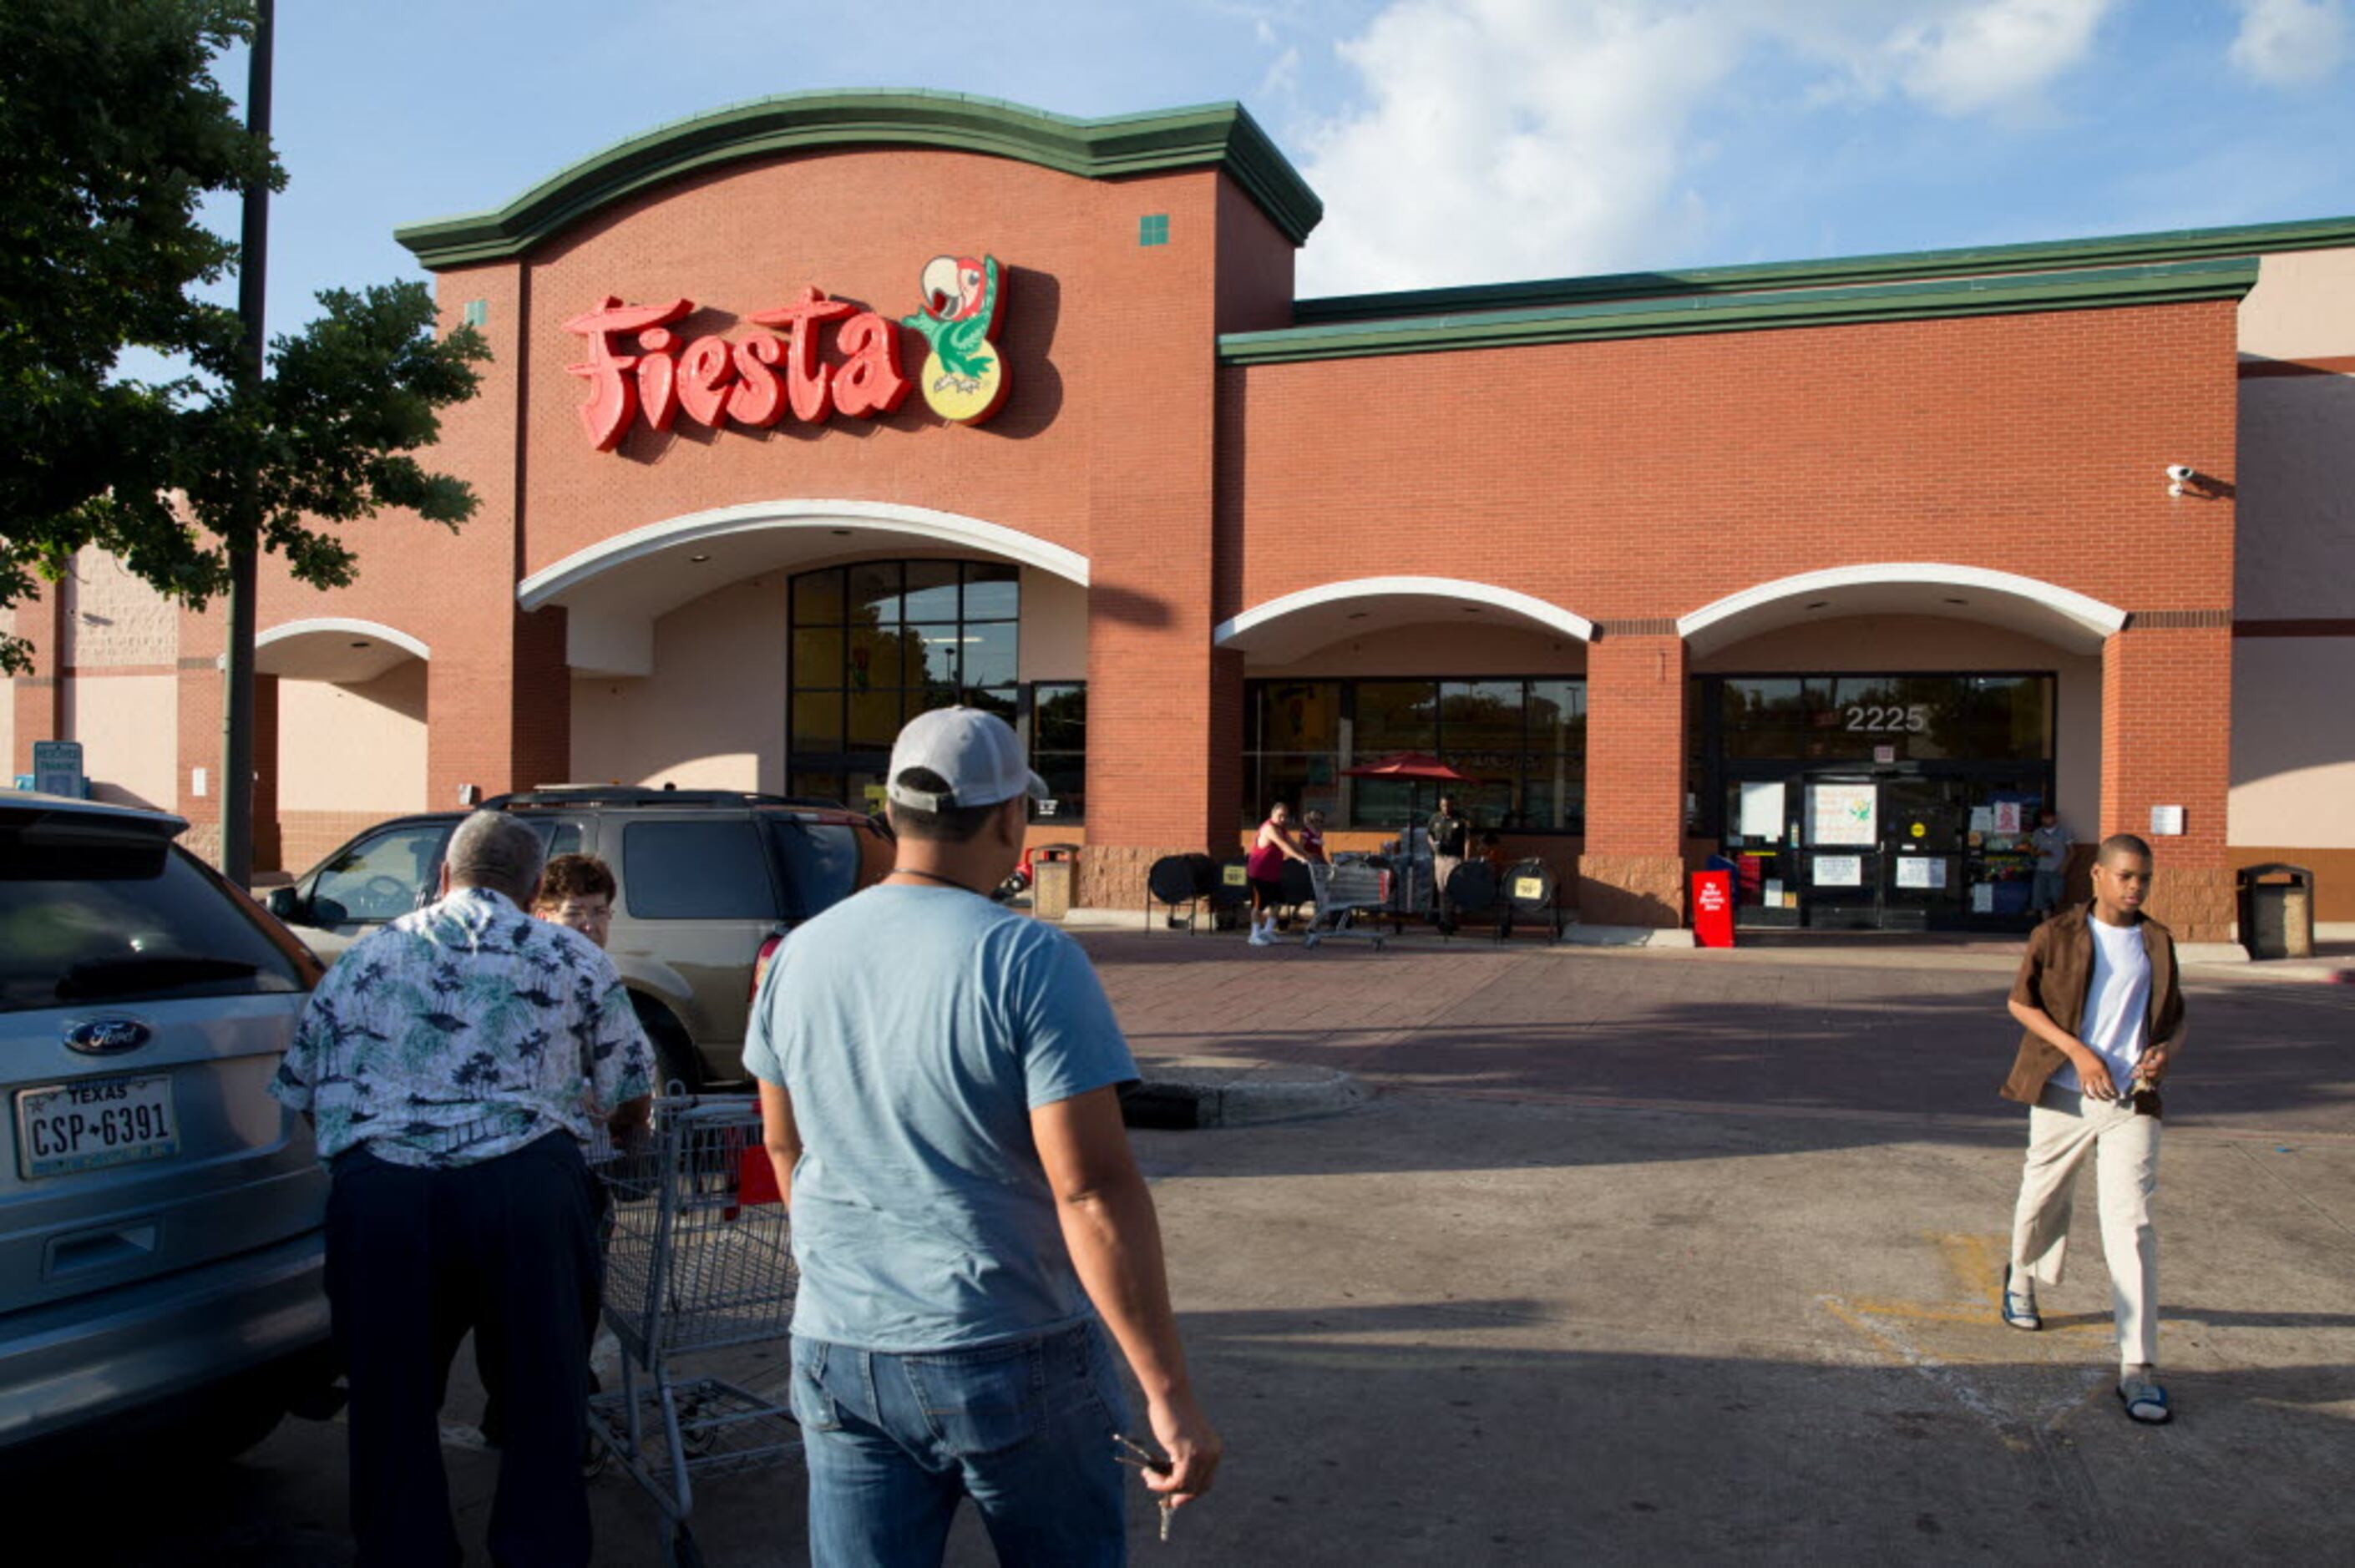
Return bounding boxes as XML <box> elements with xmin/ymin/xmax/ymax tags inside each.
<box><xmin>0</xmin><ymin>0</ymin><xmax>488</xmax><ymax>675</ymax></box>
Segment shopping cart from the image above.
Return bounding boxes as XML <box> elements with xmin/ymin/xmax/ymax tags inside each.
<box><xmin>1301</xmin><ymin>857</ymin><xmax>1394</xmax><ymax>950</ymax></box>
<box><xmin>590</xmin><ymin>1096</ymin><xmax>800</xmax><ymax>1568</ymax></box>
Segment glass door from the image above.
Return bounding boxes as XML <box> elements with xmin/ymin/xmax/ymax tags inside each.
<box><xmin>1800</xmin><ymin>775</ymin><xmax>1881</xmax><ymax>928</ymax></box>
<box><xmin>1880</xmin><ymin>777</ymin><xmax>1965</xmax><ymax>929</ymax></box>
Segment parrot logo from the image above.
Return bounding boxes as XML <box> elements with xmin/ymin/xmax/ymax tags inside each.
<box><xmin>900</xmin><ymin>254</ymin><xmax>1010</xmax><ymax>423</ymax></box>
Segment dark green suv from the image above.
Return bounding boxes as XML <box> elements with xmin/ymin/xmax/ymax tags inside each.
<box><xmin>266</xmin><ymin>789</ymin><xmax>894</xmax><ymax>1088</ymax></box>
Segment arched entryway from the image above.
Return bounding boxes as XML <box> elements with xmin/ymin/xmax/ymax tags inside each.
<box><xmin>1678</xmin><ymin>565</ymin><xmax>2125</xmax><ymax>931</ymax></box>
<box><xmin>254</xmin><ymin>619</ymin><xmax>432</xmax><ymax>873</ymax></box>
<box><xmin>520</xmin><ymin>500</ymin><xmax>1091</xmax><ymax>822</ymax></box>
<box><xmin>1215</xmin><ymin>576</ymin><xmax>1594</xmax><ymax>862</ymax></box>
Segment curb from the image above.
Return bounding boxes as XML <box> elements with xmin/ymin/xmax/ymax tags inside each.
<box><xmin>1122</xmin><ymin>1065</ymin><xmax>1367</xmax><ymax>1130</ymax></box>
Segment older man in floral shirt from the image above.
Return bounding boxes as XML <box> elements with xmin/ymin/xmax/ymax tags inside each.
<box><xmin>273</xmin><ymin>812</ymin><xmax>653</xmax><ymax>1568</ymax></box>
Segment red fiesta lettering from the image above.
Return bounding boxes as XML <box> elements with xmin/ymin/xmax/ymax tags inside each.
<box><xmin>561</xmin><ymin>296</ymin><xmax>693</xmax><ymax>451</ymax></box>
<box><xmin>727</xmin><ymin>336</ymin><xmax>787</xmax><ymax>427</ymax></box>
<box><xmin>749</xmin><ymin>286</ymin><xmax>855</xmax><ymax>425</ymax></box>
<box><xmin>676</xmin><ymin>335</ymin><xmax>737</xmax><ymax>427</ymax></box>
<box><xmin>565</xmin><ymin>281</ymin><xmax>948</xmax><ymax>448</ymax></box>
<box><xmin>833</xmin><ymin>311</ymin><xmax>913</xmax><ymax>417</ymax></box>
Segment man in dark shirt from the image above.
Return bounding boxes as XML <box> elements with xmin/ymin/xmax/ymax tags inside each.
<box><xmin>1426</xmin><ymin>793</ymin><xmax>1469</xmax><ymax>930</ymax></box>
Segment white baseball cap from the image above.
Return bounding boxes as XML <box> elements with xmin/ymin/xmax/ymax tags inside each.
<box><xmin>885</xmin><ymin>707</ymin><xmax>1048</xmax><ymax>812</ymax></box>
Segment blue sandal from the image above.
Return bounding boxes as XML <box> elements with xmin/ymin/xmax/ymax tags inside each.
<box><xmin>2000</xmin><ymin>1264</ymin><xmax>2041</xmax><ymax>1331</ymax></box>
<box><xmin>2117</xmin><ymin>1378</ymin><xmax>2172</xmax><ymax>1424</ymax></box>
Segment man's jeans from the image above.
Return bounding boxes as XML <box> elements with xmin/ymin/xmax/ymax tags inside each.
<box><xmin>790</xmin><ymin>1319</ymin><xmax>1132</xmax><ymax>1567</ymax></box>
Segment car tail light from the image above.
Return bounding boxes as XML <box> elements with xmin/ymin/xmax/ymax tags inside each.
<box><xmin>751</xmin><ymin>933</ymin><xmax>784</xmax><ymax>1000</ymax></box>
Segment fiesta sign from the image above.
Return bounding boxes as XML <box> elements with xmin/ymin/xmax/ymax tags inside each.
<box><xmin>562</xmin><ymin>254</ymin><xmax>1009</xmax><ymax>451</ymax></box>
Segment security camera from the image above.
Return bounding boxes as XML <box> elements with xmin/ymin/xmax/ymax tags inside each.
<box><xmin>2165</xmin><ymin>464</ymin><xmax>2196</xmax><ymax>483</ymax></box>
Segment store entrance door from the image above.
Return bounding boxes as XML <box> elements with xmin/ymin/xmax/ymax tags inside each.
<box><xmin>1726</xmin><ymin>771</ymin><xmax>2033</xmax><ymax>930</ymax></box>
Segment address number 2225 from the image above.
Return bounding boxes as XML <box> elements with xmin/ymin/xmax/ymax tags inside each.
<box><xmin>1846</xmin><ymin>704</ymin><xmax>1930</xmax><ymax>733</ymax></box>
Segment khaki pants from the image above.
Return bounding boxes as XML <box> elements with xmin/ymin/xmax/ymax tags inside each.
<box><xmin>2009</xmin><ymin>1085</ymin><xmax>2161</xmax><ymax>1372</ymax></box>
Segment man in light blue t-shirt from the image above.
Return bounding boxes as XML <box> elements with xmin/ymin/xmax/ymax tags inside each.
<box><xmin>747</xmin><ymin>707</ymin><xmax>1220</xmax><ymax>1565</ymax></box>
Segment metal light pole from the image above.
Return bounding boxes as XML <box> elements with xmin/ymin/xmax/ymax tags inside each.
<box><xmin>220</xmin><ymin>0</ymin><xmax>273</xmax><ymax>885</ymax></box>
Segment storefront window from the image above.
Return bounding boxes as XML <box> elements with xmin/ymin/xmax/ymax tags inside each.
<box><xmin>1719</xmin><ymin>674</ymin><xmax>2051</xmax><ymax>764</ymax></box>
<box><xmin>789</xmin><ymin>561</ymin><xmax>1078</xmax><ymax>819</ymax></box>
<box><xmin>1243</xmin><ymin>677</ymin><xmax>1586</xmax><ymax>833</ymax></box>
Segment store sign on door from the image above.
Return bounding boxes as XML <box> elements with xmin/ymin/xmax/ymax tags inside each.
<box><xmin>564</xmin><ymin>254</ymin><xmax>1010</xmax><ymax>450</ymax></box>
<box><xmin>1809</xmin><ymin>783</ymin><xmax>1877</xmax><ymax>847</ymax></box>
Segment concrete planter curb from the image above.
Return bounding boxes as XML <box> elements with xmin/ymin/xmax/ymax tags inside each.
<box><xmin>1122</xmin><ymin>1064</ymin><xmax>1366</xmax><ymax>1130</ymax></box>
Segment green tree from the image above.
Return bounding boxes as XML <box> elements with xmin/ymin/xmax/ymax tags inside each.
<box><xmin>0</xmin><ymin>0</ymin><xmax>486</xmax><ymax>675</ymax></box>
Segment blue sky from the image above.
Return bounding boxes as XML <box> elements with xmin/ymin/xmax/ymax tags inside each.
<box><xmin>205</xmin><ymin>0</ymin><xmax>2355</xmax><ymax>337</ymax></box>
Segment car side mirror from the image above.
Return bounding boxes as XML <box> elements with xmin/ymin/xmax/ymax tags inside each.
<box><xmin>266</xmin><ymin>886</ymin><xmax>306</xmax><ymax>923</ymax></box>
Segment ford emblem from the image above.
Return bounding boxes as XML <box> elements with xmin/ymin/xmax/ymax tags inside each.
<box><xmin>65</xmin><ymin>1018</ymin><xmax>152</xmax><ymax>1056</ymax></box>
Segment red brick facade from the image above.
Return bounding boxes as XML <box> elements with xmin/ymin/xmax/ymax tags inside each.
<box><xmin>8</xmin><ymin>98</ymin><xmax>2282</xmax><ymax>942</ymax></box>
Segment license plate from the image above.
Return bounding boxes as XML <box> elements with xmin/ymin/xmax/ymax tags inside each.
<box><xmin>14</xmin><ymin>1075</ymin><xmax>180</xmax><ymax>1179</ymax></box>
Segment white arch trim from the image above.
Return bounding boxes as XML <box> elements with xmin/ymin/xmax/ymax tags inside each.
<box><xmin>1213</xmin><ymin>576</ymin><xmax>1596</xmax><ymax>648</ymax></box>
<box><xmin>254</xmin><ymin>618</ymin><xmax>431</xmax><ymax>662</ymax></box>
<box><xmin>1678</xmin><ymin>564</ymin><xmax>2127</xmax><ymax>653</ymax></box>
<box><xmin>517</xmin><ymin>498</ymin><xmax>1090</xmax><ymax>613</ymax></box>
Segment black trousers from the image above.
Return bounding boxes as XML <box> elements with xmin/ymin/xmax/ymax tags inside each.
<box><xmin>326</xmin><ymin>1133</ymin><xmax>601</xmax><ymax>1568</ymax></box>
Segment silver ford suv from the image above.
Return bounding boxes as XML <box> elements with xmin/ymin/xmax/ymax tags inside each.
<box><xmin>1</xmin><ymin>792</ymin><xmax>334</xmax><ymax>1463</ymax></box>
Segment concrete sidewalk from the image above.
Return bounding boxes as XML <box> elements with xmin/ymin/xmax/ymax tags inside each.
<box><xmin>67</xmin><ymin>933</ymin><xmax>2355</xmax><ymax>1565</ymax></box>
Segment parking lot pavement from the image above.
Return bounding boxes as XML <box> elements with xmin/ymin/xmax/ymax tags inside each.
<box><xmin>53</xmin><ymin>935</ymin><xmax>2353</xmax><ymax>1565</ymax></box>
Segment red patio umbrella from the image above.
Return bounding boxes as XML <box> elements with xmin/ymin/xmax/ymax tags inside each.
<box><xmin>1340</xmin><ymin>752</ymin><xmax>1481</xmax><ymax>784</ymax></box>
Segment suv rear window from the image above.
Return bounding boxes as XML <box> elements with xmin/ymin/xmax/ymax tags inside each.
<box><xmin>622</xmin><ymin>821</ymin><xmax>777</xmax><ymax>918</ymax></box>
<box><xmin>767</xmin><ymin>819</ymin><xmax>860</xmax><ymax>918</ymax></box>
<box><xmin>2</xmin><ymin>830</ymin><xmax>307</xmax><ymax>1013</ymax></box>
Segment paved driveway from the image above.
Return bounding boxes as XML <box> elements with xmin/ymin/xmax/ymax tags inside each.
<box><xmin>39</xmin><ymin>933</ymin><xmax>2354</xmax><ymax>1565</ymax></box>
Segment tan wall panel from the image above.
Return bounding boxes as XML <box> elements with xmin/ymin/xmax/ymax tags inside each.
<box><xmin>2238</xmin><ymin>248</ymin><xmax>2355</xmax><ymax>361</ymax></box>
<box><xmin>1017</xmin><ymin>569</ymin><xmax>1090</xmax><ymax>682</ymax></box>
<box><xmin>61</xmin><ymin>548</ymin><xmax>180</xmax><ymax>669</ymax></box>
<box><xmin>2235</xmin><ymin>375</ymin><xmax>2355</xmax><ymax>621</ymax></box>
<box><xmin>571</xmin><ymin>576</ymin><xmax>786</xmax><ymax>792</ymax></box>
<box><xmin>61</xmin><ymin>674</ymin><xmax>178</xmax><ymax>809</ymax></box>
<box><xmin>276</xmin><ymin>663</ymin><xmax>429</xmax><ymax>813</ymax></box>
<box><xmin>1696</xmin><ymin>616</ymin><xmax>2102</xmax><ymax>837</ymax></box>
<box><xmin>2231</xmin><ymin>636</ymin><xmax>2355</xmax><ymax>850</ymax></box>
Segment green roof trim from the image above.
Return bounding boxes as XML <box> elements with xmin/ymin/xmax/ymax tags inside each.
<box><xmin>1293</xmin><ymin>215</ymin><xmax>2355</xmax><ymax>326</ymax></box>
<box><xmin>1218</xmin><ymin>257</ymin><xmax>2260</xmax><ymax>367</ymax></box>
<box><xmin>394</xmin><ymin>90</ymin><xmax>1321</xmax><ymax>269</ymax></box>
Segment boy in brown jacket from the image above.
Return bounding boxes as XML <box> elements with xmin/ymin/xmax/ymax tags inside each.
<box><xmin>1998</xmin><ymin>833</ymin><xmax>2185</xmax><ymax>1424</ymax></box>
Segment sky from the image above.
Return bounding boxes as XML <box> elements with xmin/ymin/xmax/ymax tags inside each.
<box><xmin>194</xmin><ymin>0</ymin><xmax>2355</xmax><ymax>341</ymax></box>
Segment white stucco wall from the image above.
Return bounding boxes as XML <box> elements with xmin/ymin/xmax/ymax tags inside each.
<box><xmin>2238</xmin><ymin>247</ymin><xmax>2355</xmax><ymax>361</ymax></box>
<box><xmin>276</xmin><ymin>661</ymin><xmax>429</xmax><ymax>813</ymax></box>
<box><xmin>1696</xmin><ymin>616</ymin><xmax>2102</xmax><ymax>838</ymax></box>
<box><xmin>1250</xmin><ymin>620</ymin><xmax>1588</xmax><ymax>678</ymax></box>
<box><xmin>60</xmin><ymin>675</ymin><xmax>178</xmax><ymax>810</ymax></box>
<box><xmin>572</xmin><ymin>574</ymin><xmax>788</xmax><ymax>792</ymax></box>
<box><xmin>2231</xmin><ymin>636</ymin><xmax>2355</xmax><ymax>849</ymax></box>
<box><xmin>1017</xmin><ymin>568</ymin><xmax>1089</xmax><ymax>682</ymax></box>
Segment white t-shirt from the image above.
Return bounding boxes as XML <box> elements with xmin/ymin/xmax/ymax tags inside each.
<box><xmin>2051</xmin><ymin>917</ymin><xmax>2150</xmax><ymax>1095</ymax></box>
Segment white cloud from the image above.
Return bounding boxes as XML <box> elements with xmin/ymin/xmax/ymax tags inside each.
<box><xmin>2227</xmin><ymin>0</ymin><xmax>2348</xmax><ymax>85</ymax></box>
<box><xmin>1294</xmin><ymin>1</ymin><xmax>2120</xmax><ymax>295</ymax></box>
<box><xmin>1882</xmin><ymin>0</ymin><xmax>2114</xmax><ymax>116</ymax></box>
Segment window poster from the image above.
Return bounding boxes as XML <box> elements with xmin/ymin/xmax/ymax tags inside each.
<box><xmin>1993</xmin><ymin>801</ymin><xmax>2023</xmax><ymax>834</ymax></box>
<box><xmin>1809</xmin><ymin>784</ymin><xmax>1878</xmax><ymax>847</ymax></box>
<box><xmin>1812</xmin><ymin>855</ymin><xmax>1863</xmax><ymax>887</ymax></box>
<box><xmin>1895</xmin><ymin>857</ymin><xmax>1947</xmax><ymax>890</ymax></box>
<box><xmin>1739</xmin><ymin>781</ymin><xmax>1787</xmax><ymax>840</ymax></box>
<box><xmin>1971</xmin><ymin>883</ymin><xmax>1995</xmax><ymax>913</ymax></box>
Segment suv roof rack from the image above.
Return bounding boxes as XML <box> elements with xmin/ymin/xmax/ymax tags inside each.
<box><xmin>479</xmin><ymin>787</ymin><xmax>850</xmax><ymax>812</ymax></box>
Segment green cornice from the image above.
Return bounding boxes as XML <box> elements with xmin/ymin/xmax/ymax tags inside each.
<box><xmin>1292</xmin><ymin>215</ymin><xmax>2355</xmax><ymax>326</ymax></box>
<box><xmin>1218</xmin><ymin>258</ymin><xmax>2260</xmax><ymax>367</ymax></box>
<box><xmin>394</xmin><ymin>91</ymin><xmax>1321</xmax><ymax>269</ymax></box>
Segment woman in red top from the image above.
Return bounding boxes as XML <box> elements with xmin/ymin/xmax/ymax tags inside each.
<box><xmin>1246</xmin><ymin>802</ymin><xmax>1309</xmax><ymax>947</ymax></box>
<box><xmin>1299</xmin><ymin>809</ymin><xmax>1330</xmax><ymax>864</ymax></box>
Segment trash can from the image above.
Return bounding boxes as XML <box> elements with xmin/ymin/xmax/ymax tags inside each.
<box><xmin>1032</xmin><ymin>843</ymin><xmax>1081</xmax><ymax>922</ymax></box>
<box><xmin>2237</xmin><ymin>862</ymin><xmax>2314</xmax><ymax>960</ymax></box>
<box><xmin>1690</xmin><ymin>869</ymin><xmax>1735</xmax><ymax>948</ymax></box>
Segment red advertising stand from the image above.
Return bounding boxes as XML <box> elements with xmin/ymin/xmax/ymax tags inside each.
<box><xmin>1691</xmin><ymin>870</ymin><xmax>1735</xmax><ymax>948</ymax></box>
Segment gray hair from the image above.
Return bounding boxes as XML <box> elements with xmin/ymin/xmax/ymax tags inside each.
<box><xmin>445</xmin><ymin>812</ymin><xmax>546</xmax><ymax>905</ymax></box>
